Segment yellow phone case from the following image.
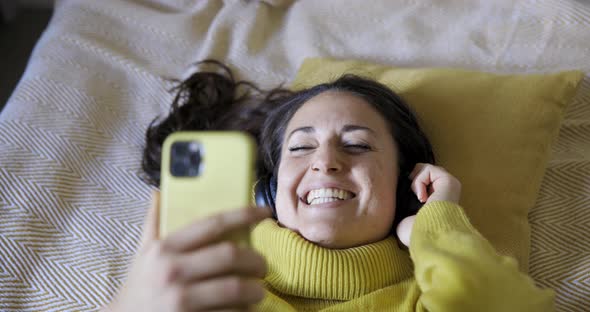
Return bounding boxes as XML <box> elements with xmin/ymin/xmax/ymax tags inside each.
<box><xmin>159</xmin><ymin>131</ymin><xmax>257</xmax><ymax>241</ymax></box>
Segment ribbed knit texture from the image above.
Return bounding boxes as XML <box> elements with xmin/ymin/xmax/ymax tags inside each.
<box><xmin>251</xmin><ymin>201</ymin><xmax>555</xmax><ymax>311</ymax></box>
<box><xmin>251</xmin><ymin>219</ymin><xmax>413</xmax><ymax>301</ymax></box>
<box><xmin>411</xmin><ymin>200</ymin><xmax>480</xmax><ymax>240</ymax></box>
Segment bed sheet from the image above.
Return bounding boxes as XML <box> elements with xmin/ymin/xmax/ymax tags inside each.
<box><xmin>0</xmin><ymin>0</ymin><xmax>588</xmax><ymax>310</ymax></box>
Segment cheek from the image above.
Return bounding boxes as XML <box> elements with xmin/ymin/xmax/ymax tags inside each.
<box><xmin>360</xmin><ymin>159</ymin><xmax>398</xmax><ymax>212</ymax></box>
<box><xmin>277</xmin><ymin>159</ymin><xmax>300</xmax><ymax>191</ymax></box>
<box><xmin>274</xmin><ymin>159</ymin><xmax>304</xmax><ymax>216</ymax></box>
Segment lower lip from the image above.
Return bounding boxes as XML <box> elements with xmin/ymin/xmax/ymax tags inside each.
<box><xmin>302</xmin><ymin>198</ymin><xmax>354</xmax><ymax>209</ymax></box>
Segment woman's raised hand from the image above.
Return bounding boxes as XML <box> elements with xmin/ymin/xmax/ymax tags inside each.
<box><xmin>105</xmin><ymin>191</ymin><xmax>270</xmax><ymax>312</ymax></box>
<box><xmin>408</xmin><ymin>163</ymin><xmax>461</xmax><ymax>205</ymax></box>
<box><xmin>396</xmin><ymin>163</ymin><xmax>462</xmax><ymax>247</ymax></box>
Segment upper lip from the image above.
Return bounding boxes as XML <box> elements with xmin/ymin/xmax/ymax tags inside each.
<box><xmin>298</xmin><ymin>183</ymin><xmax>357</xmax><ymax>204</ymax></box>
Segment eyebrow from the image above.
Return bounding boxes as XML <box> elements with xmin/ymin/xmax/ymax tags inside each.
<box><xmin>286</xmin><ymin>124</ymin><xmax>376</xmax><ymax>141</ymax></box>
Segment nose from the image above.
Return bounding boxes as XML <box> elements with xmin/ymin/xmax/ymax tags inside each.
<box><xmin>311</xmin><ymin>146</ymin><xmax>343</xmax><ymax>173</ymax></box>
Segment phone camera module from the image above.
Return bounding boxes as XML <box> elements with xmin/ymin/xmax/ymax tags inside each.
<box><xmin>171</xmin><ymin>141</ymin><xmax>203</xmax><ymax>177</ymax></box>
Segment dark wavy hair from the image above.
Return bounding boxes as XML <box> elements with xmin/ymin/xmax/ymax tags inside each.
<box><xmin>142</xmin><ymin>60</ymin><xmax>435</xmax><ymax>231</ymax></box>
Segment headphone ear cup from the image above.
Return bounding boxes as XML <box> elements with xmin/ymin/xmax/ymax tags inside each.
<box><xmin>266</xmin><ymin>175</ymin><xmax>277</xmax><ymax>218</ymax></box>
<box><xmin>255</xmin><ymin>177</ymin><xmax>269</xmax><ymax>208</ymax></box>
<box><xmin>254</xmin><ymin>175</ymin><xmax>278</xmax><ymax>218</ymax></box>
<box><xmin>269</xmin><ymin>175</ymin><xmax>277</xmax><ymax>204</ymax></box>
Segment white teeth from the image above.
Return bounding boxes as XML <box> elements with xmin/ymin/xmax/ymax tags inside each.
<box><xmin>306</xmin><ymin>187</ymin><xmax>353</xmax><ymax>205</ymax></box>
<box><xmin>310</xmin><ymin>197</ymin><xmax>340</xmax><ymax>205</ymax></box>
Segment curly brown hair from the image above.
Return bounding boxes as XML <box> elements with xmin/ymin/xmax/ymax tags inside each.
<box><xmin>141</xmin><ymin>60</ymin><xmax>435</xmax><ymax>230</ymax></box>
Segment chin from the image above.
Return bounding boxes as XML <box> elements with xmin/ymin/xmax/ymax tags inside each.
<box><xmin>300</xmin><ymin>228</ymin><xmax>356</xmax><ymax>249</ymax></box>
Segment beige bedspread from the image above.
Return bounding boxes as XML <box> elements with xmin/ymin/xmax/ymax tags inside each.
<box><xmin>1</xmin><ymin>0</ymin><xmax>588</xmax><ymax>310</ymax></box>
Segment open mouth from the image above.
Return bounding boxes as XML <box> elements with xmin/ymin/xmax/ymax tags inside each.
<box><xmin>301</xmin><ymin>187</ymin><xmax>356</xmax><ymax>206</ymax></box>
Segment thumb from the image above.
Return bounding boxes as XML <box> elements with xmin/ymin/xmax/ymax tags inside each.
<box><xmin>141</xmin><ymin>190</ymin><xmax>160</xmax><ymax>246</ymax></box>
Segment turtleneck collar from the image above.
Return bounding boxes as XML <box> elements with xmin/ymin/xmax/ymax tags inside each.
<box><xmin>251</xmin><ymin>219</ymin><xmax>414</xmax><ymax>301</ymax></box>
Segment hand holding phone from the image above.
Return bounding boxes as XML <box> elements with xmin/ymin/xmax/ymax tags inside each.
<box><xmin>104</xmin><ymin>192</ymin><xmax>269</xmax><ymax>312</ymax></box>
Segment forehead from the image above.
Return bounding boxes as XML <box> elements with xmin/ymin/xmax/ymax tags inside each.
<box><xmin>286</xmin><ymin>91</ymin><xmax>389</xmax><ymax>134</ymax></box>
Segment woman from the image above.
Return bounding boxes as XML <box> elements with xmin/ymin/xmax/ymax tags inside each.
<box><xmin>104</xmin><ymin>61</ymin><xmax>553</xmax><ymax>311</ymax></box>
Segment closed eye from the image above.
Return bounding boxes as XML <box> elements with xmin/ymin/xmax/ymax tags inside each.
<box><xmin>344</xmin><ymin>144</ymin><xmax>372</xmax><ymax>152</ymax></box>
<box><xmin>288</xmin><ymin>146</ymin><xmax>314</xmax><ymax>152</ymax></box>
<box><xmin>288</xmin><ymin>144</ymin><xmax>372</xmax><ymax>153</ymax></box>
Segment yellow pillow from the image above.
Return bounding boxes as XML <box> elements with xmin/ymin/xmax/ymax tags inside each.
<box><xmin>291</xmin><ymin>58</ymin><xmax>583</xmax><ymax>272</ymax></box>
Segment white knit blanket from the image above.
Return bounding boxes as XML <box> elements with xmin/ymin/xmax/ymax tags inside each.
<box><xmin>1</xmin><ymin>0</ymin><xmax>589</xmax><ymax>310</ymax></box>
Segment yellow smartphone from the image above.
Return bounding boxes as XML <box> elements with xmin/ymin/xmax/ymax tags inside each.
<box><xmin>159</xmin><ymin>131</ymin><xmax>257</xmax><ymax>245</ymax></box>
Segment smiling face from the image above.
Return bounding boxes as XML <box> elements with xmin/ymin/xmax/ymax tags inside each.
<box><xmin>274</xmin><ymin>91</ymin><xmax>399</xmax><ymax>249</ymax></box>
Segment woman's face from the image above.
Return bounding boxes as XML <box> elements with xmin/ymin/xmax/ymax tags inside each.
<box><xmin>275</xmin><ymin>91</ymin><xmax>399</xmax><ymax>249</ymax></box>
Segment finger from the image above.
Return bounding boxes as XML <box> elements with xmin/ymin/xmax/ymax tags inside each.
<box><xmin>411</xmin><ymin>166</ymin><xmax>432</xmax><ymax>203</ymax></box>
<box><xmin>141</xmin><ymin>190</ymin><xmax>161</xmax><ymax>246</ymax></box>
<box><xmin>408</xmin><ymin>163</ymin><xmax>426</xmax><ymax>180</ymax></box>
<box><xmin>176</xmin><ymin>242</ymin><xmax>267</xmax><ymax>283</ymax></box>
<box><xmin>410</xmin><ymin>182</ymin><xmax>427</xmax><ymax>203</ymax></box>
<box><xmin>186</xmin><ymin>277</ymin><xmax>265</xmax><ymax>310</ymax></box>
<box><xmin>163</xmin><ymin>207</ymin><xmax>270</xmax><ymax>253</ymax></box>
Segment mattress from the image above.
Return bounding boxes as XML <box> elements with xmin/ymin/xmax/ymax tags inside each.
<box><xmin>0</xmin><ymin>0</ymin><xmax>588</xmax><ymax>310</ymax></box>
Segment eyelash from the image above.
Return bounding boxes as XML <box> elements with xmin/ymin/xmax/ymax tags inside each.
<box><xmin>288</xmin><ymin>144</ymin><xmax>372</xmax><ymax>153</ymax></box>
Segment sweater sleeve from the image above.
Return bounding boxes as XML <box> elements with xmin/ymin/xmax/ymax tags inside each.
<box><xmin>410</xmin><ymin>201</ymin><xmax>555</xmax><ymax>312</ymax></box>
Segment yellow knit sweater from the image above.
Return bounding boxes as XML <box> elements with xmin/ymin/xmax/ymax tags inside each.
<box><xmin>251</xmin><ymin>201</ymin><xmax>554</xmax><ymax>311</ymax></box>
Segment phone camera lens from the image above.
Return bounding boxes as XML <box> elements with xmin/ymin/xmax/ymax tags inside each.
<box><xmin>171</xmin><ymin>162</ymin><xmax>186</xmax><ymax>177</ymax></box>
<box><xmin>188</xmin><ymin>142</ymin><xmax>200</xmax><ymax>152</ymax></box>
<box><xmin>172</xmin><ymin>143</ymin><xmax>187</xmax><ymax>156</ymax></box>
<box><xmin>189</xmin><ymin>152</ymin><xmax>201</xmax><ymax>166</ymax></box>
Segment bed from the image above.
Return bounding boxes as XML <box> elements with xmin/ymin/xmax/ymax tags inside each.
<box><xmin>0</xmin><ymin>0</ymin><xmax>588</xmax><ymax>311</ymax></box>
